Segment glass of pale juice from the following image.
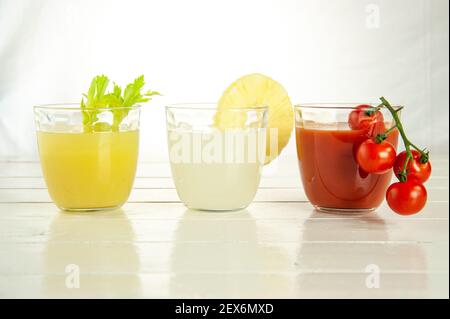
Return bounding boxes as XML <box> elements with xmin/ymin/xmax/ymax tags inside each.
<box><xmin>34</xmin><ymin>104</ymin><xmax>140</xmax><ymax>211</ymax></box>
<box><xmin>166</xmin><ymin>104</ymin><xmax>268</xmax><ymax>211</ymax></box>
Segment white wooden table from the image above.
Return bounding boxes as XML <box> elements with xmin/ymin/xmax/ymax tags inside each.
<box><xmin>0</xmin><ymin>156</ymin><xmax>448</xmax><ymax>299</ymax></box>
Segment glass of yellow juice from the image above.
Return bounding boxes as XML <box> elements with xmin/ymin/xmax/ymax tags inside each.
<box><xmin>34</xmin><ymin>104</ymin><xmax>140</xmax><ymax>211</ymax></box>
<box><xmin>166</xmin><ymin>104</ymin><xmax>268</xmax><ymax>211</ymax></box>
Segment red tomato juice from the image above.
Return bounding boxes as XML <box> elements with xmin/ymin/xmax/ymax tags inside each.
<box><xmin>296</xmin><ymin>123</ymin><xmax>399</xmax><ymax>210</ymax></box>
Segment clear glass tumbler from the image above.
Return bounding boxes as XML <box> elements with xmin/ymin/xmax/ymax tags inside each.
<box><xmin>295</xmin><ymin>103</ymin><xmax>400</xmax><ymax>214</ymax></box>
<box><xmin>34</xmin><ymin>104</ymin><xmax>141</xmax><ymax>211</ymax></box>
<box><xmin>166</xmin><ymin>104</ymin><xmax>268</xmax><ymax>211</ymax></box>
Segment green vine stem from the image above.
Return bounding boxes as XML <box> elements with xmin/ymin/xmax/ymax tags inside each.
<box><xmin>375</xmin><ymin>125</ymin><xmax>397</xmax><ymax>143</ymax></box>
<box><xmin>379</xmin><ymin>97</ymin><xmax>429</xmax><ymax>182</ymax></box>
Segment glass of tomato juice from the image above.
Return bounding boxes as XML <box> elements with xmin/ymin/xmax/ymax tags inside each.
<box><xmin>295</xmin><ymin>104</ymin><xmax>400</xmax><ymax>214</ymax></box>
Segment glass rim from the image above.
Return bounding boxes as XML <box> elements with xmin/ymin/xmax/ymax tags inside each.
<box><xmin>33</xmin><ymin>103</ymin><xmax>142</xmax><ymax>111</ymax></box>
<box><xmin>294</xmin><ymin>103</ymin><xmax>404</xmax><ymax>110</ymax></box>
<box><xmin>166</xmin><ymin>103</ymin><xmax>269</xmax><ymax>112</ymax></box>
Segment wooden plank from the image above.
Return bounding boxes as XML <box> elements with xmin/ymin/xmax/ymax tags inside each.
<box><xmin>0</xmin><ymin>201</ymin><xmax>448</xmax><ymax>220</ymax></box>
<box><xmin>0</xmin><ymin>186</ymin><xmax>448</xmax><ymax>204</ymax></box>
<box><xmin>0</xmin><ymin>272</ymin><xmax>447</xmax><ymax>299</ymax></box>
<box><xmin>0</xmin><ymin>210</ymin><xmax>447</xmax><ymax>244</ymax></box>
<box><xmin>0</xmin><ymin>241</ymin><xmax>447</xmax><ymax>275</ymax></box>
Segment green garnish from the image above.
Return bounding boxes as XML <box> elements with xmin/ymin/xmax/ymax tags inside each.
<box><xmin>81</xmin><ymin>75</ymin><xmax>159</xmax><ymax>132</ymax></box>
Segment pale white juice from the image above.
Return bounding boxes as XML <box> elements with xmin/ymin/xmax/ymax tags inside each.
<box><xmin>168</xmin><ymin>128</ymin><xmax>265</xmax><ymax>210</ymax></box>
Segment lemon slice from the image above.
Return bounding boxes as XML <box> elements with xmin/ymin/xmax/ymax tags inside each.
<box><xmin>217</xmin><ymin>73</ymin><xmax>294</xmax><ymax>164</ymax></box>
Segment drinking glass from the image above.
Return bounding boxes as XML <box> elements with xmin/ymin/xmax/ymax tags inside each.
<box><xmin>166</xmin><ymin>104</ymin><xmax>268</xmax><ymax>211</ymax></box>
<box><xmin>295</xmin><ymin>103</ymin><xmax>400</xmax><ymax>214</ymax></box>
<box><xmin>34</xmin><ymin>104</ymin><xmax>141</xmax><ymax>211</ymax></box>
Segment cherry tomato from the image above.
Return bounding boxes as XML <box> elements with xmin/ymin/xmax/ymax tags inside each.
<box><xmin>386</xmin><ymin>181</ymin><xmax>427</xmax><ymax>215</ymax></box>
<box><xmin>348</xmin><ymin>104</ymin><xmax>385</xmax><ymax>131</ymax></box>
<box><xmin>393</xmin><ymin>150</ymin><xmax>432</xmax><ymax>184</ymax></box>
<box><xmin>371</xmin><ymin>119</ymin><xmax>388</xmax><ymax>137</ymax></box>
<box><xmin>356</xmin><ymin>139</ymin><xmax>397</xmax><ymax>174</ymax></box>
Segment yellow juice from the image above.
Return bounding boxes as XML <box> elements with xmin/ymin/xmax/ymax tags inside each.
<box><xmin>37</xmin><ymin>131</ymin><xmax>139</xmax><ymax>210</ymax></box>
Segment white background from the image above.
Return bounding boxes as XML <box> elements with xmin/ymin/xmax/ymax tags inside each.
<box><xmin>0</xmin><ymin>0</ymin><xmax>448</xmax><ymax>162</ymax></box>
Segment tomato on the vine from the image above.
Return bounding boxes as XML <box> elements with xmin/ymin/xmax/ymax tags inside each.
<box><xmin>393</xmin><ymin>150</ymin><xmax>432</xmax><ymax>184</ymax></box>
<box><xmin>386</xmin><ymin>181</ymin><xmax>427</xmax><ymax>215</ymax></box>
<box><xmin>348</xmin><ymin>104</ymin><xmax>385</xmax><ymax>131</ymax></box>
<box><xmin>356</xmin><ymin>139</ymin><xmax>397</xmax><ymax>174</ymax></box>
